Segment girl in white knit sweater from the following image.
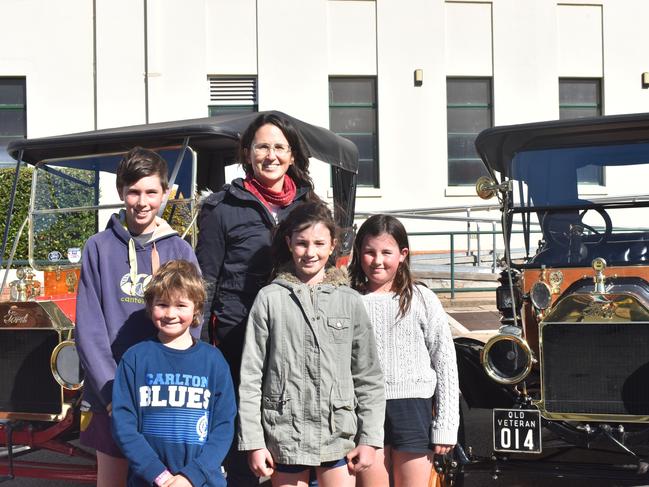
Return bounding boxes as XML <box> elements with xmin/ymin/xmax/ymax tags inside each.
<box><xmin>349</xmin><ymin>214</ymin><xmax>459</xmax><ymax>487</ymax></box>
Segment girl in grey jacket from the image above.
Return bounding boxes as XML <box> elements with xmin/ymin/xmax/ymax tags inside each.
<box><xmin>238</xmin><ymin>202</ymin><xmax>385</xmax><ymax>487</ymax></box>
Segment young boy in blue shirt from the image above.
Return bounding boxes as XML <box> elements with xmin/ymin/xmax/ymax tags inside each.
<box><xmin>112</xmin><ymin>260</ymin><xmax>236</xmax><ymax>487</ymax></box>
<box><xmin>75</xmin><ymin>147</ymin><xmax>200</xmax><ymax>486</ymax></box>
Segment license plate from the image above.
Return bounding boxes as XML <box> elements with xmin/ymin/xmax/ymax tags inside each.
<box><xmin>493</xmin><ymin>409</ymin><xmax>541</xmax><ymax>453</ymax></box>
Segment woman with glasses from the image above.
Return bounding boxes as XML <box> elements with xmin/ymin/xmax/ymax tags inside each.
<box><xmin>196</xmin><ymin>112</ymin><xmax>317</xmax><ymax>487</ymax></box>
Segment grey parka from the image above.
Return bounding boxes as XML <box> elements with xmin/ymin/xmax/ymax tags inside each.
<box><xmin>238</xmin><ymin>268</ymin><xmax>385</xmax><ymax>465</ymax></box>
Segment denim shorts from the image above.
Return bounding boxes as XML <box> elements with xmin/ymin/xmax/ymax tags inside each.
<box><xmin>79</xmin><ymin>409</ymin><xmax>125</xmax><ymax>458</ymax></box>
<box><xmin>274</xmin><ymin>457</ymin><xmax>347</xmax><ymax>473</ymax></box>
<box><xmin>384</xmin><ymin>397</ymin><xmax>433</xmax><ymax>453</ymax></box>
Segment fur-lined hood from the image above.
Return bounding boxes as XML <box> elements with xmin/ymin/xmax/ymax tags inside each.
<box><xmin>274</xmin><ymin>265</ymin><xmax>349</xmax><ymax>288</ymax></box>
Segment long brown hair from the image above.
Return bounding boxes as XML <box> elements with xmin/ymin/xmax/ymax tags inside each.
<box><xmin>270</xmin><ymin>201</ymin><xmax>338</xmax><ymax>279</ymax></box>
<box><xmin>349</xmin><ymin>214</ymin><xmax>414</xmax><ymax>318</ymax></box>
<box><xmin>239</xmin><ymin>113</ymin><xmax>315</xmax><ymax>193</ymax></box>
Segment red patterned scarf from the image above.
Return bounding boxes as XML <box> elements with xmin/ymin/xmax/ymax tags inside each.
<box><xmin>244</xmin><ymin>174</ymin><xmax>297</xmax><ymax>210</ymax></box>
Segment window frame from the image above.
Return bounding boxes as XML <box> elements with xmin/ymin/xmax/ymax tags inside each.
<box><xmin>559</xmin><ymin>77</ymin><xmax>603</xmax><ymax>185</ymax></box>
<box><xmin>446</xmin><ymin>76</ymin><xmax>492</xmax><ymax>187</ymax></box>
<box><xmin>0</xmin><ymin>77</ymin><xmax>27</xmax><ymax>165</ymax></box>
<box><xmin>329</xmin><ymin>76</ymin><xmax>379</xmax><ymax>188</ymax></box>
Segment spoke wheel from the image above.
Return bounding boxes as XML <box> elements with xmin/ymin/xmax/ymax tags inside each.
<box><xmin>432</xmin><ymin>452</ymin><xmax>465</xmax><ymax>487</ymax></box>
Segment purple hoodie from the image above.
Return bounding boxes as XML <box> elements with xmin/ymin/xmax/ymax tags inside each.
<box><xmin>76</xmin><ymin>211</ymin><xmax>200</xmax><ymax>411</ymax></box>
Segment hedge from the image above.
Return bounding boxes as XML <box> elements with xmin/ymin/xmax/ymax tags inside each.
<box><xmin>0</xmin><ymin>166</ymin><xmax>97</xmax><ymax>265</ymax></box>
<box><xmin>0</xmin><ymin>166</ymin><xmax>31</xmax><ymax>262</ymax></box>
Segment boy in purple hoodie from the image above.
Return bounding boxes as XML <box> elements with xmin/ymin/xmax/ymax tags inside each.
<box><xmin>75</xmin><ymin>147</ymin><xmax>200</xmax><ymax>487</ymax></box>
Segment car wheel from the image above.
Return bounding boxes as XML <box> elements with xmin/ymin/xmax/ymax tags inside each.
<box><xmin>433</xmin><ymin>447</ymin><xmax>465</xmax><ymax>487</ymax></box>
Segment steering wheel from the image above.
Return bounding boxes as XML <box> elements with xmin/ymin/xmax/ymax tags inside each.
<box><xmin>542</xmin><ymin>208</ymin><xmax>613</xmax><ymax>247</ymax></box>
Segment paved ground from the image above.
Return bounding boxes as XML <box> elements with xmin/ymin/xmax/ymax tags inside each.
<box><xmin>440</xmin><ymin>291</ymin><xmax>501</xmax><ymax>344</ymax></box>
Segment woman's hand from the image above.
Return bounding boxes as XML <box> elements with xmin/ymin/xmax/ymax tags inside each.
<box><xmin>346</xmin><ymin>444</ymin><xmax>376</xmax><ymax>474</ymax></box>
<box><xmin>433</xmin><ymin>444</ymin><xmax>454</xmax><ymax>455</ymax></box>
<box><xmin>163</xmin><ymin>474</ymin><xmax>192</xmax><ymax>487</ymax></box>
<box><xmin>248</xmin><ymin>448</ymin><xmax>275</xmax><ymax>477</ymax></box>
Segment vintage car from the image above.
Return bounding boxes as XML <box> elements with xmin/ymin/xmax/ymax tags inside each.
<box><xmin>443</xmin><ymin>112</ymin><xmax>649</xmax><ymax>485</ymax></box>
<box><xmin>0</xmin><ymin>111</ymin><xmax>358</xmax><ymax>482</ymax></box>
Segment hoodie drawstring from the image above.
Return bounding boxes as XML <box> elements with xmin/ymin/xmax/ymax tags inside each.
<box><xmin>128</xmin><ymin>238</ymin><xmax>138</xmax><ymax>295</ymax></box>
<box><xmin>151</xmin><ymin>242</ymin><xmax>160</xmax><ymax>275</ymax></box>
<box><xmin>119</xmin><ymin>210</ymin><xmax>167</xmax><ymax>291</ymax></box>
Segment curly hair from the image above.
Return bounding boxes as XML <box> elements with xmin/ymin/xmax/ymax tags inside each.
<box><xmin>144</xmin><ymin>260</ymin><xmax>205</xmax><ymax>327</ymax></box>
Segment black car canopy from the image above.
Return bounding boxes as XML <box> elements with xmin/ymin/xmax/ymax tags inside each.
<box><xmin>8</xmin><ymin>110</ymin><xmax>359</xmax><ymax>173</ymax></box>
<box><xmin>475</xmin><ymin>112</ymin><xmax>649</xmax><ymax>179</ymax></box>
<box><xmin>3</xmin><ymin>111</ymin><xmax>359</xmax><ymax>266</ymax></box>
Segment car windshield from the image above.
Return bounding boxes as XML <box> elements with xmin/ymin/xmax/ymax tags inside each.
<box><xmin>510</xmin><ymin>142</ymin><xmax>649</xmax><ymax>210</ymax></box>
<box><xmin>30</xmin><ymin>148</ymin><xmax>195</xmax><ymax>269</ymax></box>
<box><xmin>506</xmin><ymin>142</ymin><xmax>649</xmax><ymax>266</ymax></box>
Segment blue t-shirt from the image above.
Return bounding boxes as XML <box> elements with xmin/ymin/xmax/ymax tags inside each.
<box><xmin>112</xmin><ymin>337</ymin><xmax>236</xmax><ymax>487</ymax></box>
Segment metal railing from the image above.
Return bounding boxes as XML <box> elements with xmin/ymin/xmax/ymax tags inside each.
<box><xmin>355</xmin><ymin>205</ymin><xmax>543</xmax><ymax>299</ymax></box>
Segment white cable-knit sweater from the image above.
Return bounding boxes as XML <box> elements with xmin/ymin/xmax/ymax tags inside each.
<box><xmin>362</xmin><ymin>284</ymin><xmax>460</xmax><ymax>445</ymax></box>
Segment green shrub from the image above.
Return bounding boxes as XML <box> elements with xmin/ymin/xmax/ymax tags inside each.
<box><xmin>0</xmin><ymin>166</ymin><xmax>31</xmax><ymax>262</ymax></box>
<box><xmin>1</xmin><ymin>166</ymin><xmax>97</xmax><ymax>266</ymax></box>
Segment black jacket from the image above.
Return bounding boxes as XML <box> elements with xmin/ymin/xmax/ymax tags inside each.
<box><xmin>196</xmin><ymin>178</ymin><xmax>309</xmax><ymax>358</ymax></box>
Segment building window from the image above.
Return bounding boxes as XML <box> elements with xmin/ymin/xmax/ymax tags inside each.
<box><xmin>0</xmin><ymin>78</ymin><xmax>26</xmax><ymax>165</ymax></box>
<box><xmin>559</xmin><ymin>78</ymin><xmax>601</xmax><ymax>119</ymax></box>
<box><xmin>446</xmin><ymin>78</ymin><xmax>491</xmax><ymax>186</ymax></box>
<box><xmin>208</xmin><ymin>76</ymin><xmax>257</xmax><ymax>116</ymax></box>
<box><xmin>560</xmin><ymin>78</ymin><xmax>602</xmax><ymax>184</ymax></box>
<box><xmin>329</xmin><ymin>77</ymin><xmax>378</xmax><ymax>187</ymax></box>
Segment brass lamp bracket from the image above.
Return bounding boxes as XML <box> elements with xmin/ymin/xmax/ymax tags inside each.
<box><xmin>592</xmin><ymin>257</ymin><xmax>607</xmax><ymax>294</ymax></box>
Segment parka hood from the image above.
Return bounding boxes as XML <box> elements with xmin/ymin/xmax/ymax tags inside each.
<box><xmin>274</xmin><ymin>266</ymin><xmax>349</xmax><ymax>288</ymax></box>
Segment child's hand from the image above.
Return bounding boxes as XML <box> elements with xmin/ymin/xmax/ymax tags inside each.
<box><xmin>105</xmin><ymin>402</ymin><xmax>112</xmax><ymax>416</ymax></box>
<box><xmin>345</xmin><ymin>444</ymin><xmax>376</xmax><ymax>474</ymax></box>
<box><xmin>433</xmin><ymin>444</ymin><xmax>454</xmax><ymax>455</ymax></box>
<box><xmin>163</xmin><ymin>474</ymin><xmax>192</xmax><ymax>487</ymax></box>
<box><xmin>248</xmin><ymin>448</ymin><xmax>275</xmax><ymax>477</ymax></box>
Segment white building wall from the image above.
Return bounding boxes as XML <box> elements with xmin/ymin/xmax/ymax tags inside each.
<box><xmin>557</xmin><ymin>4</ymin><xmax>603</xmax><ymax>78</ymax></box>
<box><xmin>95</xmin><ymin>0</ymin><xmax>147</xmax><ymax>129</ymax></box>
<box><xmin>0</xmin><ymin>0</ymin><xmax>94</xmax><ymax>137</ymax></box>
<box><xmin>370</xmin><ymin>0</ymin><xmax>449</xmax><ymax>246</ymax></box>
<box><xmin>445</xmin><ymin>2</ymin><xmax>493</xmax><ymax>77</ymax></box>
<box><xmin>327</xmin><ymin>1</ymin><xmax>377</xmax><ymax>76</ymax></box>
<box><xmin>146</xmin><ymin>2</ymin><xmax>208</xmax><ymax>122</ymax></box>
<box><xmin>4</xmin><ymin>0</ymin><xmax>649</xmax><ymax>249</ymax></box>
<box><xmin>206</xmin><ymin>0</ymin><xmax>258</xmax><ymax>76</ymax></box>
<box><xmin>492</xmin><ymin>0</ymin><xmax>559</xmax><ymax>126</ymax></box>
<box><xmin>602</xmin><ymin>0</ymin><xmax>649</xmax><ymax>115</ymax></box>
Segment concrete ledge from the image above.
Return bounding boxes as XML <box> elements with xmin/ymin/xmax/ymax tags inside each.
<box><xmin>438</xmin><ymin>291</ymin><xmax>496</xmax><ymax>309</ymax></box>
<box><xmin>414</xmin><ymin>270</ymin><xmax>498</xmax><ymax>282</ymax></box>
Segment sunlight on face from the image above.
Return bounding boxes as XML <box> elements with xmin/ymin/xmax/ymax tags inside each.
<box><xmin>150</xmin><ymin>291</ymin><xmax>195</xmax><ymax>346</ymax></box>
<box><xmin>247</xmin><ymin>124</ymin><xmax>294</xmax><ymax>191</ymax></box>
<box><xmin>286</xmin><ymin>222</ymin><xmax>336</xmax><ymax>285</ymax></box>
<box><xmin>119</xmin><ymin>174</ymin><xmax>165</xmax><ymax>235</ymax></box>
<box><xmin>360</xmin><ymin>233</ymin><xmax>408</xmax><ymax>293</ymax></box>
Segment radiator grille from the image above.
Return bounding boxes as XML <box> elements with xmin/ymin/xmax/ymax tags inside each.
<box><xmin>541</xmin><ymin>322</ymin><xmax>649</xmax><ymax>415</ymax></box>
<box><xmin>0</xmin><ymin>329</ymin><xmax>62</xmax><ymax>415</ymax></box>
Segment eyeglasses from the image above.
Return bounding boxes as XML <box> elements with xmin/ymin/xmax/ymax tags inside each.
<box><xmin>252</xmin><ymin>143</ymin><xmax>292</xmax><ymax>157</ymax></box>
